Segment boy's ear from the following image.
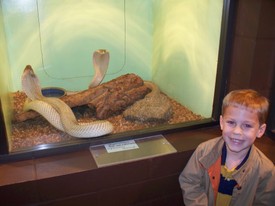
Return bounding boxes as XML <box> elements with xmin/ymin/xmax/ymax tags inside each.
<box><xmin>257</xmin><ymin>123</ymin><xmax>266</xmax><ymax>138</ymax></box>
<box><xmin>219</xmin><ymin>115</ymin><xmax>224</xmax><ymax>130</ymax></box>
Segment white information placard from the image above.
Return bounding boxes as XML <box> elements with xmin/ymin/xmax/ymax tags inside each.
<box><xmin>90</xmin><ymin>135</ymin><xmax>177</xmax><ymax>167</ymax></box>
<box><xmin>104</xmin><ymin>140</ymin><xmax>139</xmax><ymax>153</ymax></box>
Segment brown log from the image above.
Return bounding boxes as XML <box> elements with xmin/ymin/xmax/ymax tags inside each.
<box><xmin>13</xmin><ymin>73</ymin><xmax>151</xmax><ymax>122</ymax></box>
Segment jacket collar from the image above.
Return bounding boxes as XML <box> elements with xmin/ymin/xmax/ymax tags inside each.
<box><xmin>198</xmin><ymin>136</ymin><xmax>257</xmax><ymax>185</ymax></box>
<box><xmin>199</xmin><ymin>136</ymin><xmax>224</xmax><ymax>169</ymax></box>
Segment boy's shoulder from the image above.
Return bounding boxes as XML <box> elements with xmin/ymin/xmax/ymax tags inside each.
<box><xmin>198</xmin><ymin>136</ymin><xmax>223</xmax><ymax>149</ymax></box>
<box><xmin>194</xmin><ymin>137</ymin><xmax>224</xmax><ymax>168</ymax></box>
<box><xmin>252</xmin><ymin>146</ymin><xmax>275</xmax><ymax>171</ymax></box>
<box><xmin>195</xmin><ymin>136</ymin><xmax>224</xmax><ymax>157</ymax></box>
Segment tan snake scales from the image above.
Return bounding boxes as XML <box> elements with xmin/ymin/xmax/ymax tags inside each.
<box><xmin>21</xmin><ymin>51</ymin><xmax>113</xmax><ymax>138</ymax></box>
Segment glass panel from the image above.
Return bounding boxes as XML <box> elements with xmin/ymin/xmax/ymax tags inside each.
<box><xmin>0</xmin><ymin>0</ymin><xmax>225</xmax><ymax>153</ymax></box>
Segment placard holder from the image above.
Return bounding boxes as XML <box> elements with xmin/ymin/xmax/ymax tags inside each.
<box><xmin>90</xmin><ymin>135</ymin><xmax>177</xmax><ymax>168</ymax></box>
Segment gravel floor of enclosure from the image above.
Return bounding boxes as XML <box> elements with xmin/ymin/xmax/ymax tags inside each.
<box><xmin>10</xmin><ymin>91</ymin><xmax>204</xmax><ymax>151</ymax></box>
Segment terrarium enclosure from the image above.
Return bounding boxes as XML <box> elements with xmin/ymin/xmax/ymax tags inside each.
<box><xmin>0</xmin><ymin>0</ymin><xmax>231</xmax><ymax>155</ymax></box>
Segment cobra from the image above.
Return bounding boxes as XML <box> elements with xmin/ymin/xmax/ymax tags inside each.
<box><xmin>21</xmin><ymin>51</ymin><xmax>113</xmax><ymax>138</ymax></box>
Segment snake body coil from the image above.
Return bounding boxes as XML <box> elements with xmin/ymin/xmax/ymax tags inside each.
<box><xmin>22</xmin><ymin>65</ymin><xmax>113</xmax><ymax>138</ymax></box>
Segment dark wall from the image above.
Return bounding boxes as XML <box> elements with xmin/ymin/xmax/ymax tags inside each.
<box><xmin>227</xmin><ymin>0</ymin><xmax>275</xmax><ymax>135</ymax></box>
<box><xmin>227</xmin><ymin>0</ymin><xmax>275</xmax><ymax>97</ymax></box>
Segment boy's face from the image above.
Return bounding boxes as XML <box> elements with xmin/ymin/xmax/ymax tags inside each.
<box><xmin>220</xmin><ymin>105</ymin><xmax>266</xmax><ymax>156</ymax></box>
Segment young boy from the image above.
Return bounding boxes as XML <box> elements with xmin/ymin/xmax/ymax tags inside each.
<box><xmin>179</xmin><ymin>89</ymin><xmax>275</xmax><ymax>206</ymax></box>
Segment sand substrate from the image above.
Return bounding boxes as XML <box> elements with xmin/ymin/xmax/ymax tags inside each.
<box><xmin>10</xmin><ymin>91</ymin><xmax>204</xmax><ymax>151</ymax></box>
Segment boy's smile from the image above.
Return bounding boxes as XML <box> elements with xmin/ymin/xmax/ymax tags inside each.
<box><xmin>220</xmin><ymin>105</ymin><xmax>266</xmax><ymax>157</ymax></box>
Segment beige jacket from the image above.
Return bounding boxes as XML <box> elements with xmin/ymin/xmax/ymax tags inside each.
<box><xmin>179</xmin><ymin>137</ymin><xmax>275</xmax><ymax>206</ymax></box>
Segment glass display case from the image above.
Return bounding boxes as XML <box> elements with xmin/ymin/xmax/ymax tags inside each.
<box><xmin>0</xmin><ymin>0</ymin><xmax>234</xmax><ymax>160</ymax></box>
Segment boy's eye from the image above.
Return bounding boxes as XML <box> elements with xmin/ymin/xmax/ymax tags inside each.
<box><xmin>226</xmin><ymin>120</ymin><xmax>235</xmax><ymax>126</ymax></box>
<box><xmin>243</xmin><ymin>124</ymin><xmax>252</xmax><ymax>129</ymax></box>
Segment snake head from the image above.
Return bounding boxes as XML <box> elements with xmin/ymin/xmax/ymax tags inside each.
<box><xmin>23</xmin><ymin>65</ymin><xmax>36</xmax><ymax>77</ymax></box>
<box><xmin>89</xmin><ymin>49</ymin><xmax>110</xmax><ymax>88</ymax></box>
<box><xmin>22</xmin><ymin>65</ymin><xmax>43</xmax><ymax>100</ymax></box>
